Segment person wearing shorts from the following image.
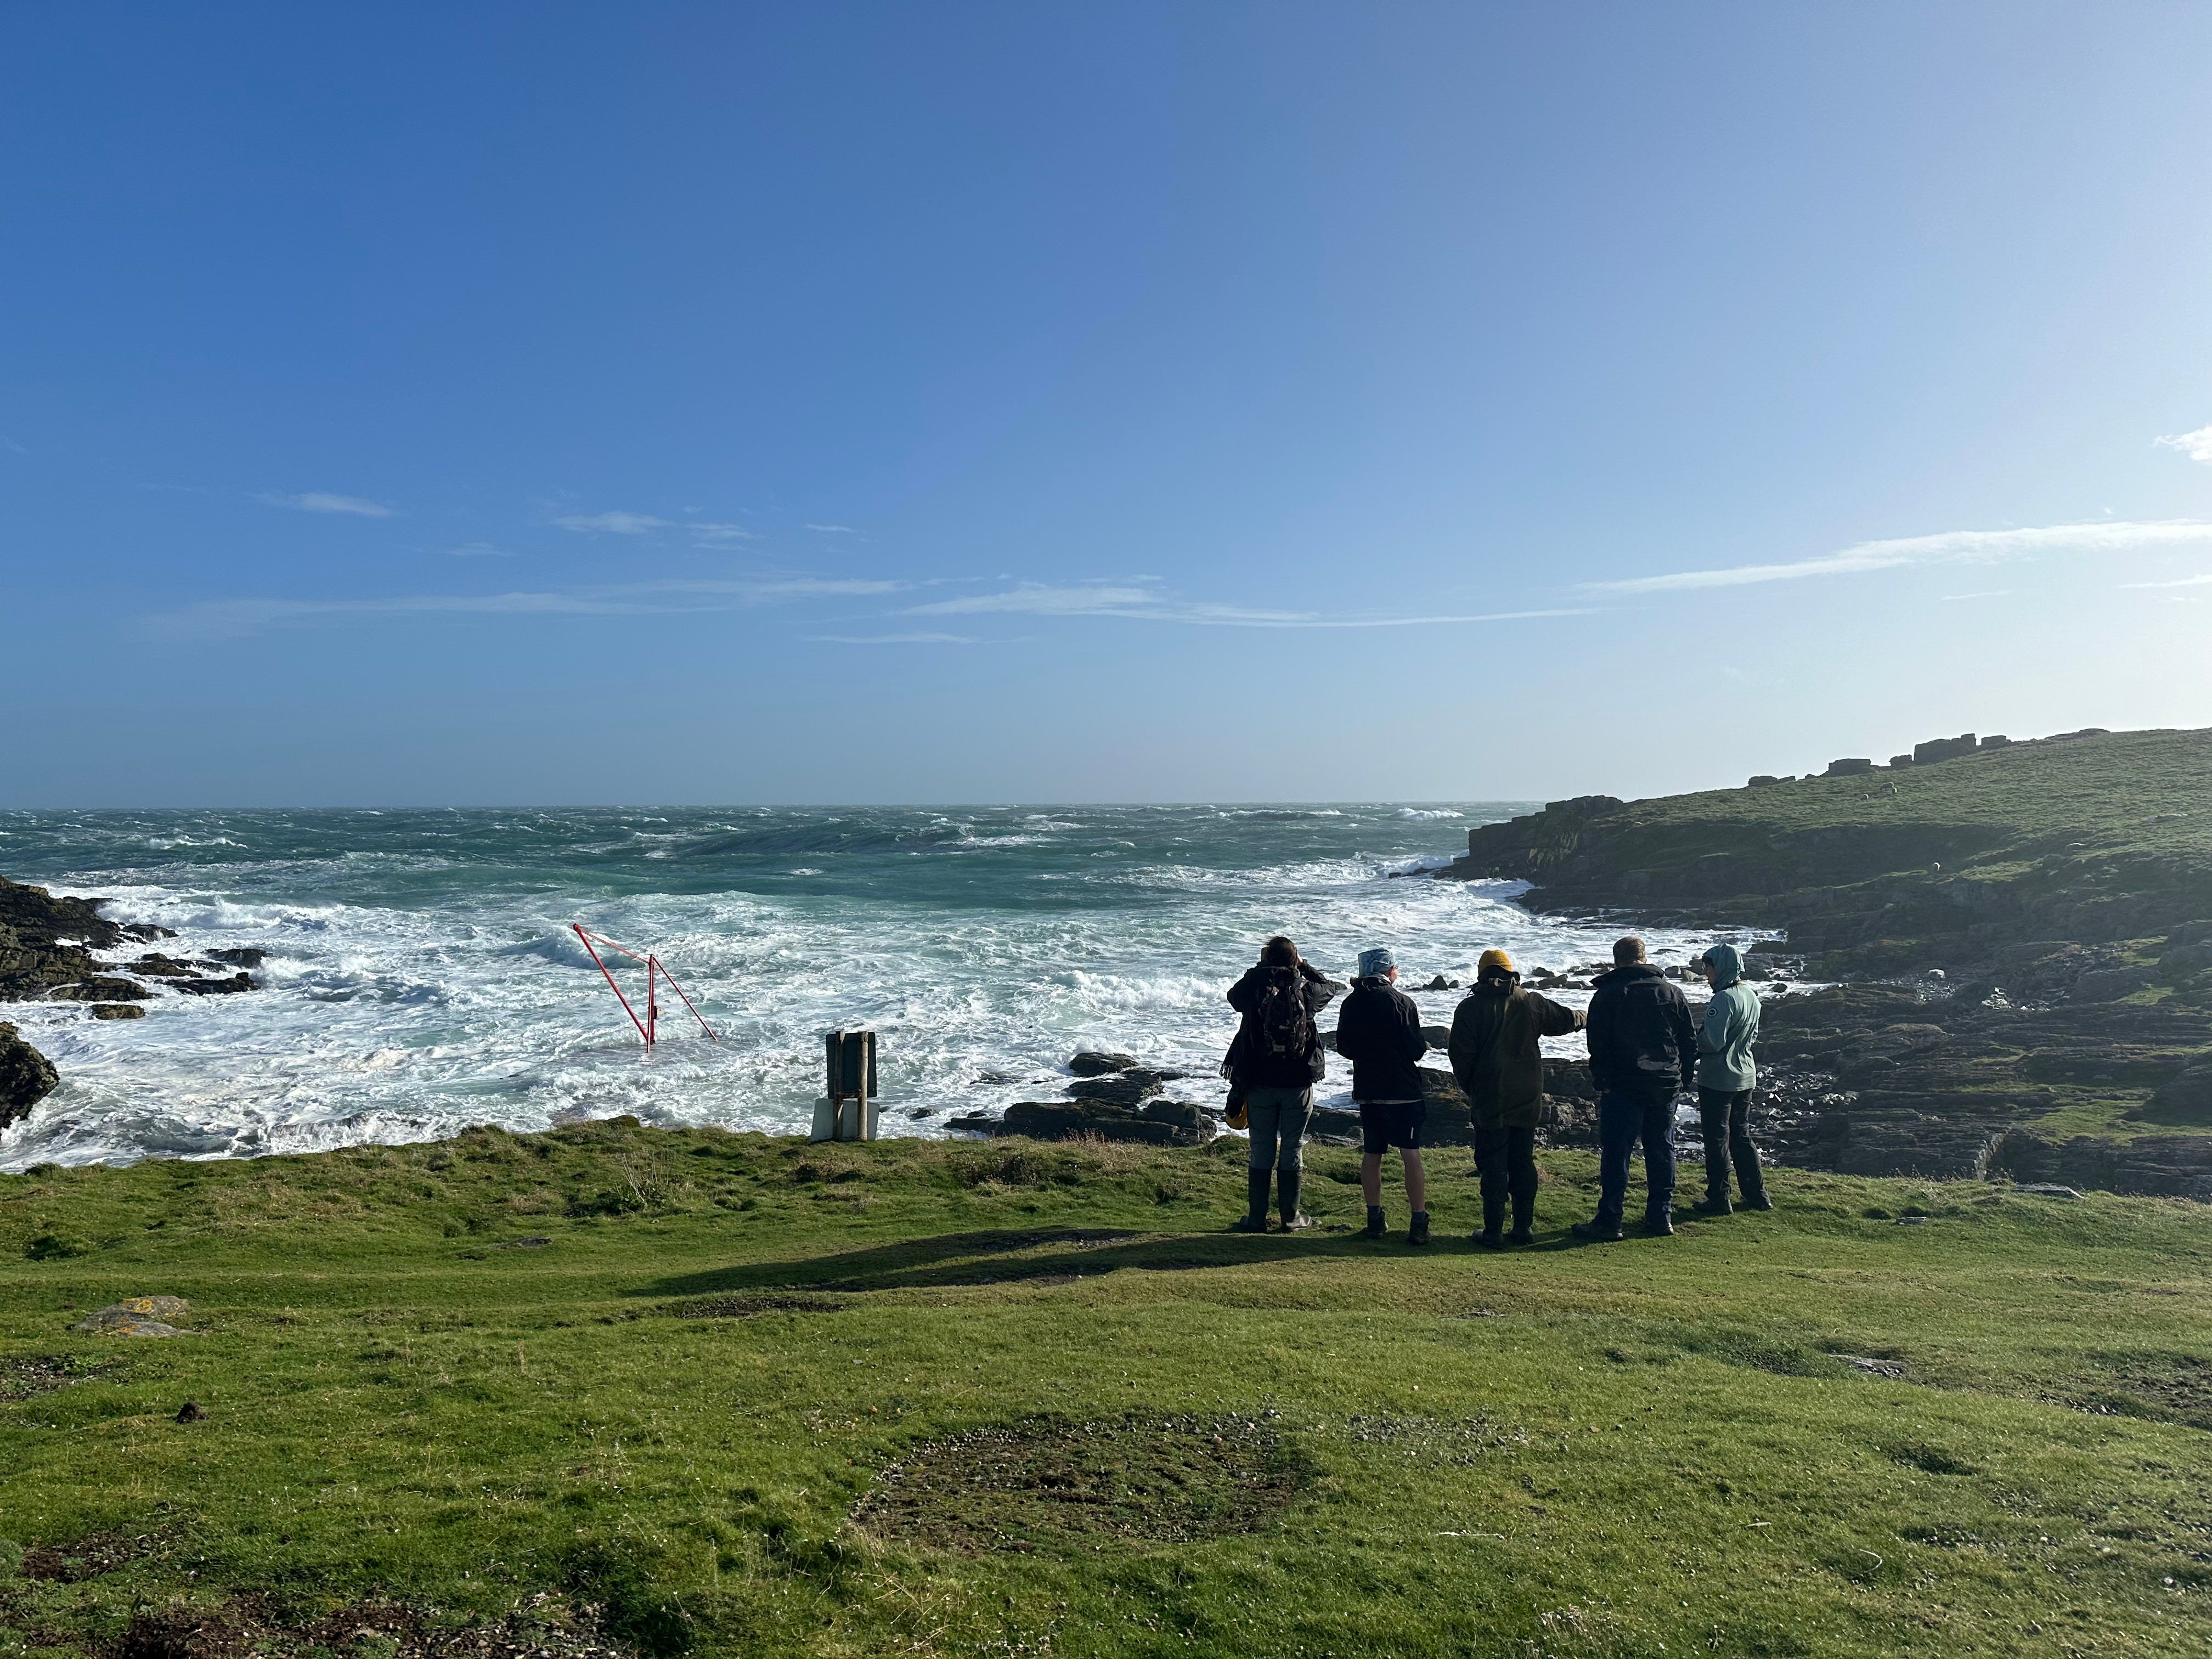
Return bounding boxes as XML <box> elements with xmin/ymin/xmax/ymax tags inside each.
<box><xmin>1334</xmin><ymin>946</ymin><xmax>1431</xmax><ymax>1245</ymax></box>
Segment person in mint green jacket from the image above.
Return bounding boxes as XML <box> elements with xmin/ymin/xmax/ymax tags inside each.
<box><xmin>1691</xmin><ymin>943</ymin><xmax>1769</xmax><ymax>1215</ymax></box>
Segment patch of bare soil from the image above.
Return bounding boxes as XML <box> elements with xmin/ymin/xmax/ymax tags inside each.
<box><xmin>1</xmin><ymin>1355</ymin><xmax>117</xmax><ymax>1402</ymax></box>
<box><xmin>21</xmin><ymin>1529</ymin><xmax>169</xmax><ymax>1583</ymax></box>
<box><xmin>852</xmin><ymin>1414</ymin><xmax>1310</xmax><ymax>1554</ymax></box>
<box><xmin>112</xmin><ymin>1594</ymin><xmax>636</xmax><ymax>1659</ymax></box>
<box><xmin>2068</xmin><ymin>1351</ymin><xmax>2212</xmax><ymax>1430</ymax></box>
<box><xmin>668</xmin><ymin>1293</ymin><xmax>847</xmax><ymax>1318</ymax></box>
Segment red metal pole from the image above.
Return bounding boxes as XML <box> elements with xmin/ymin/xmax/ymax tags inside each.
<box><xmin>573</xmin><ymin>923</ymin><xmax>650</xmax><ymax>1045</ymax></box>
<box><xmin>646</xmin><ymin>956</ymin><xmax>658</xmax><ymax>1048</ymax></box>
<box><xmin>654</xmin><ymin>964</ymin><xmax>720</xmax><ymax>1042</ymax></box>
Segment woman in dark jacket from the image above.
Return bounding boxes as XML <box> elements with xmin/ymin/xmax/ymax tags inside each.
<box><xmin>1224</xmin><ymin>935</ymin><xmax>1340</xmax><ymax>1232</ymax></box>
<box><xmin>1335</xmin><ymin>947</ymin><xmax>1431</xmax><ymax>1244</ymax></box>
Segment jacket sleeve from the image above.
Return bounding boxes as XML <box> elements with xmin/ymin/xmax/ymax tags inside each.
<box><xmin>1698</xmin><ymin>992</ymin><xmax>1731</xmax><ymax>1058</ymax></box>
<box><xmin>1226</xmin><ymin>969</ymin><xmax>1257</xmax><ymax>1013</ymax></box>
<box><xmin>1300</xmin><ymin>961</ymin><xmax>1342</xmax><ymax>1014</ymax></box>
<box><xmin>1446</xmin><ymin>998</ymin><xmax>1480</xmax><ymax>1093</ymax></box>
<box><xmin>1397</xmin><ymin>993</ymin><xmax>1427</xmax><ymax>1062</ymax></box>
<box><xmin>1529</xmin><ymin>992</ymin><xmax>1584</xmax><ymax>1037</ymax></box>
<box><xmin>1669</xmin><ymin>987</ymin><xmax>1699</xmax><ymax>1088</ymax></box>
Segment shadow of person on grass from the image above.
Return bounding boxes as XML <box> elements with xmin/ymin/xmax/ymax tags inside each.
<box><xmin>639</xmin><ymin>1221</ymin><xmax>1567</xmax><ymax>1300</ymax></box>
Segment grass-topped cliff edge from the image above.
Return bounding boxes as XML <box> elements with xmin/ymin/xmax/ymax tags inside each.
<box><xmin>5</xmin><ymin>1120</ymin><xmax>2211</xmax><ymax>1658</ymax></box>
<box><xmin>1444</xmin><ymin>726</ymin><xmax>2212</xmax><ymax>1192</ymax></box>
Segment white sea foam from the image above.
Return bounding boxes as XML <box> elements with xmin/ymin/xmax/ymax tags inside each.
<box><xmin>0</xmin><ymin>804</ymin><xmax>1750</xmax><ymax>1170</ymax></box>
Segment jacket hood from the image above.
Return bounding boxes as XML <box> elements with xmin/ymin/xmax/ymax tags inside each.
<box><xmin>1594</xmin><ymin>961</ymin><xmax>1666</xmax><ymax>986</ymax></box>
<box><xmin>1702</xmin><ymin>943</ymin><xmax>1745</xmax><ymax>989</ymax></box>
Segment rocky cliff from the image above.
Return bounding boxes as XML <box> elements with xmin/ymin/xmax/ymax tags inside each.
<box><xmin>1441</xmin><ymin>726</ymin><xmax>2212</xmax><ymax>1195</ymax></box>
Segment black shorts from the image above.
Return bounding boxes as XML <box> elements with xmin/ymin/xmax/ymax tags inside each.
<box><xmin>1359</xmin><ymin>1101</ymin><xmax>1425</xmax><ymax>1153</ymax></box>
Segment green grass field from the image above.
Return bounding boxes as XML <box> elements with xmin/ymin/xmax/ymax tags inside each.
<box><xmin>5</xmin><ymin>1120</ymin><xmax>2211</xmax><ymax>1658</ymax></box>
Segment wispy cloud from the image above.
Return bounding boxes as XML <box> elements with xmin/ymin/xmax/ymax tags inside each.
<box><xmin>552</xmin><ymin>509</ymin><xmax>752</xmax><ymax>541</ymax></box>
<box><xmin>911</xmin><ymin>583</ymin><xmax>1162</xmax><ymax>617</ymax></box>
<box><xmin>909</xmin><ymin>582</ymin><xmax>1585</xmax><ymax>629</ymax></box>
<box><xmin>808</xmin><ymin>631</ymin><xmax>981</xmax><ymax>645</ymax></box>
<box><xmin>2154</xmin><ymin>425</ymin><xmax>2212</xmax><ymax>464</ymax></box>
<box><xmin>140</xmin><ymin>571</ymin><xmax>916</xmax><ymax>639</ymax></box>
<box><xmin>1583</xmin><ymin>520</ymin><xmax>2212</xmax><ymax>594</ymax></box>
<box><xmin>264</xmin><ymin>491</ymin><xmax>395</xmax><ymax>518</ymax></box>
<box><xmin>2121</xmin><ymin>573</ymin><xmax>2212</xmax><ymax>589</ymax></box>
<box><xmin>805</xmin><ymin>523</ymin><xmax>857</xmax><ymax>534</ymax></box>
<box><xmin>447</xmin><ymin>542</ymin><xmax>515</xmax><ymax>558</ymax></box>
<box><xmin>1939</xmin><ymin>589</ymin><xmax>2011</xmax><ymax>602</ymax></box>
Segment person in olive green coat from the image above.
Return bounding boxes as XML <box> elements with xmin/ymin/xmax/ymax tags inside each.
<box><xmin>1448</xmin><ymin>948</ymin><xmax>1586</xmax><ymax>1246</ymax></box>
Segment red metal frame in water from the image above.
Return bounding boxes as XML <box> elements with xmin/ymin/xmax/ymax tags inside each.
<box><xmin>571</xmin><ymin>923</ymin><xmax>720</xmax><ymax>1047</ymax></box>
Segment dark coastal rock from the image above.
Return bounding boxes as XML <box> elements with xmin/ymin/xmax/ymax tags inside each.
<box><xmin>1</xmin><ymin>1022</ymin><xmax>61</xmax><ymax>1130</ymax></box>
<box><xmin>91</xmin><ymin>1004</ymin><xmax>145</xmax><ymax>1020</ymax></box>
<box><xmin>974</xmin><ymin>1098</ymin><xmax>1216</xmax><ymax>1147</ymax></box>
<box><xmin>131</xmin><ymin>954</ymin><xmax>200</xmax><ymax>978</ymax></box>
<box><xmin>117</xmin><ymin>922</ymin><xmax>179</xmax><ymax>943</ymax></box>
<box><xmin>44</xmin><ymin>977</ymin><xmax>152</xmax><ymax>1002</ymax></box>
<box><xmin>172</xmin><ymin>972</ymin><xmax>257</xmax><ymax>996</ymax></box>
<box><xmin>1068</xmin><ymin>1068</ymin><xmax>1186</xmax><ymax>1109</ymax></box>
<box><xmin>1069</xmin><ymin>1051</ymin><xmax>1141</xmax><ymax>1077</ymax></box>
<box><xmin>204</xmin><ymin>947</ymin><xmax>267</xmax><ymax>968</ymax></box>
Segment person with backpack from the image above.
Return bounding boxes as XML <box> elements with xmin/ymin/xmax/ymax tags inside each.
<box><xmin>1224</xmin><ymin>935</ymin><xmax>1340</xmax><ymax>1232</ymax></box>
<box><xmin>1447</xmin><ymin>947</ymin><xmax>1585</xmax><ymax>1248</ymax></box>
<box><xmin>1692</xmin><ymin>941</ymin><xmax>1770</xmax><ymax>1215</ymax></box>
<box><xmin>1573</xmin><ymin>936</ymin><xmax>1697</xmax><ymax>1242</ymax></box>
<box><xmin>1334</xmin><ymin>946</ymin><xmax>1432</xmax><ymax>1245</ymax></box>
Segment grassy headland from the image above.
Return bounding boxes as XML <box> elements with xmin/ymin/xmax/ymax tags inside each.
<box><xmin>1446</xmin><ymin>727</ymin><xmax>2212</xmax><ymax>1190</ymax></box>
<box><xmin>5</xmin><ymin>1121</ymin><xmax>2211</xmax><ymax>1658</ymax></box>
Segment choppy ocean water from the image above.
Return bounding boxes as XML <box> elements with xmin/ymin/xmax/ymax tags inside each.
<box><xmin>0</xmin><ymin>805</ymin><xmax>1747</xmax><ymax>1170</ymax></box>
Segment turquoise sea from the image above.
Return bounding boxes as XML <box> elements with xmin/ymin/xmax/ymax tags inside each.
<box><xmin>0</xmin><ymin>805</ymin><xmax>1740</xmax><ymax>1169</ymax></box>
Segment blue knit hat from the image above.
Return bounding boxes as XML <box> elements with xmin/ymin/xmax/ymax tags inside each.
<box><xmin>1358</xmin><ymin>947</ymin><xmax>1395</xmax><ymax>979</ymax></box>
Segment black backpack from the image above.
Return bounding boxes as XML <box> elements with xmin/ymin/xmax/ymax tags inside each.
<box><xmin>1254</xmin><ymin>970</ymin><xmax>1314</xmax><ymax>1067</ymax></box>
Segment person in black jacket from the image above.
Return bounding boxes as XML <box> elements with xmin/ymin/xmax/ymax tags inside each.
<box><xmin>1335</xmin><ymin>946</ymin><xmax>1432</xmax><ymax>1245</ymax></box>
<box><xmin>1573</xmin><ymin>936</ymin><xmax>1697</xmax><ymax>1242</ymax></box>
<box><xmin>1225</xmin><ymin>935</ymin><xmax>1341</xmax><ymax>1232</ymax></box>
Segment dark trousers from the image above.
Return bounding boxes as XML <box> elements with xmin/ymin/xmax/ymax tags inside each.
<box><xmin>1596</xmin><ymin>1085</ymin><xmax>1677</xmax><ymax>1227</ymax></box>
<box><xmin>1474</xmin><ymin>1122</ymin><xmax>1539</xmax><ymax>1228</ymax></box>
<box><xmin>1697</xmin><ymin>1086</ymin><xmax>1765</xmax><ymax>1201</ymax></box>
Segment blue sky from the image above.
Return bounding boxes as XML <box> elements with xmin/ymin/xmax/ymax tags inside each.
<box><xmin>6</xmin><ymin>2</ymin><xmax>2212</xmax><ymax>806</ymax></box>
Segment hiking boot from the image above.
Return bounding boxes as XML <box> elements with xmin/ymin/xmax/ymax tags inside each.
<box><xmin>1408</xmin><ymin>1211</ymin><xmax>1431</xmax><ymax>1247</ymax></box>
<box><xmin>1504</xmin><ymin>1226</ymin><xmax>1534</xmax><ymax>1246</ymax></box>
<box><xmin>1645</xmin><ymin>1207</ymin><xmax>1675</xmax><ymax>1237</ymax></box>
<box><xmin>1363</xmin><ymin>1205</ymin><xmax>1387</xmax><ymax>1239</ymax></box>
<box><xmin>1475</xmin><ymin>1228</ymin><xmax>1504</xmax><ymax>1250</ymax></box>
<box><xmin>1277</xmin><ymin>1172</ymin><xmax>1312</xmax><ymax>1231</ymax></box>
<box><xmin>1571</xmin><ymin>1219</ymin><xmax>1624</xmax><ymax>1243</ymax></box>
<box><xmin>1233</xmin><ymin>1170</ymin><xmax>1271</xmax><ymax>1232</ymax></box>
<box><xmin>1692</xmin><ymin>1194</ymin><xmax>1733</xmax><ymax>1217</ymax></box>
<box><xmin>1743</xmin><ymin>1191</ymin><xmax>1774</xmax><ymax>1211</ymax></box>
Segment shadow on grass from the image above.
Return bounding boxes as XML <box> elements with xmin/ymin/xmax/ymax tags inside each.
<box><xmin>636</xmin><ymin>1222</ymin><xmax>1539</xmax><ymax>1298</ymax></box>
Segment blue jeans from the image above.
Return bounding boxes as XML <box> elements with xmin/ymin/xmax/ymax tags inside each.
<box><xmin>1245</xmin><ymin>1086</ymin><xmax>1313</xmax><ymax>1173</ymax></box>
<box><xmin>1597</xmin><ymin>1085</ymin><xmax>1678</xmax><ymax>1227</ymax></box>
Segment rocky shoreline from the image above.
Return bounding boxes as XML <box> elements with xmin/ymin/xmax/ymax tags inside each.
<box><xmin>0</xmin><ymin>874</ymin><xmax>261</xmax><ymax>1130</ymax></box>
